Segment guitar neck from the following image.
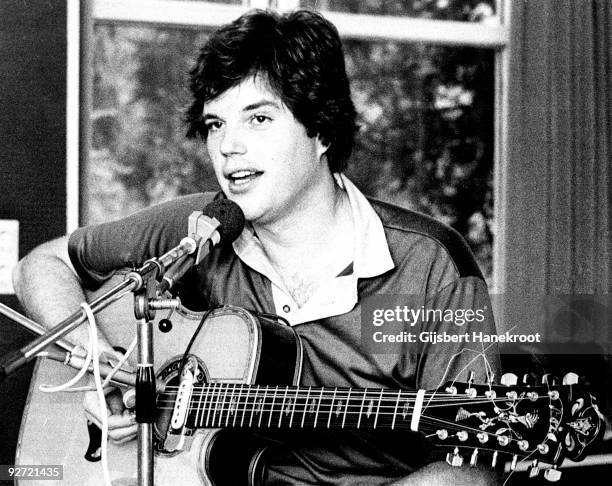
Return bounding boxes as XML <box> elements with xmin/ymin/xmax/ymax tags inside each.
<box><xmin>186</xmin><ymin>383</ymin><xmax>442</xmax><ymax>432</ymax></box>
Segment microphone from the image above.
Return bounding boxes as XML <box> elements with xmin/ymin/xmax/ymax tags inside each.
<box><xmin>158</xmin><ymin>199</ymin><xmax>245</xmax><ymax>294</ymax></box>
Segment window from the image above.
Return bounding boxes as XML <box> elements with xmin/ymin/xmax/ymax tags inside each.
<box><xmin>74</xmin><ymin>0</ymin><xmax>508</xmax><ymax>286</ymax></box>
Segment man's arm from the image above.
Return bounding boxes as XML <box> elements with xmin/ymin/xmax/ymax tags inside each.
<box><xmin>12</xmin><ymin>236</ymin><xmax>138</xmax><ymax>442</ymax></box>
<box><xmin>12</xmin><ymin>235</ymin><xmax>110</xmax><ymax>351</ymax></box>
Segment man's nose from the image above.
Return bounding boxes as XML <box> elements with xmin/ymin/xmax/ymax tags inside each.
<box><xmin>219</xmin><ymin>124</ymin><xmax>246</xmax><ymax>156</ymax></box>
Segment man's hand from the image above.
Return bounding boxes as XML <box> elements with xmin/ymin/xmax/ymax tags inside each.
<box><xmin>83</xmin><ymin>383</ymin><xmax>138</xmax><ymax>444</ymax></box>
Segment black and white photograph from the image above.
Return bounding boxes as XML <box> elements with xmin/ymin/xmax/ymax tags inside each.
<box><xmin>1</xmin><ymin>1</ymin><xmax>611</xmax><ymax>485</ymax></box>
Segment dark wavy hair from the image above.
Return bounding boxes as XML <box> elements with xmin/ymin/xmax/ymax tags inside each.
<box><xmin>185</xmin><ymin>9</ymin><xmax>357</xmax><ymax>173</ymax></box>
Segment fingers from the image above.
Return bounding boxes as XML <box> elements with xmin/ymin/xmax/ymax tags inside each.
<box><xmin>83</xmin><ymin>389</ymin><xmax>138</xmax><ymax>444</ymax></box>
<box><xmin>85</xmin><ymin>410</ymin><xmax>138</xmax><ymax>444</ymax></box>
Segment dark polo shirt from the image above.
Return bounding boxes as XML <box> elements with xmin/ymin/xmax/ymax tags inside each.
<box><xmin>68</xmin><ymin>190</ymin><xmax>499</xmax><ymax>484</ymax></box>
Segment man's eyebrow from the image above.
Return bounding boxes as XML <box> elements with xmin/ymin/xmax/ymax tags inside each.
<box><xmin>243</xmin><ymin>100</ymin><xmax>281</xmax><ymax>111</ymax></box>
<box><xmin>203</xmin><ymin>99</ymin><xmax>281</xmax><ymax>120</ymax></box>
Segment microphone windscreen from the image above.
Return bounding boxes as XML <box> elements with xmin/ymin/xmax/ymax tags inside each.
<box><xmin>203</xmin><ymin>199</ymin><xmax>245</xmax><ymax>245</ymax></box>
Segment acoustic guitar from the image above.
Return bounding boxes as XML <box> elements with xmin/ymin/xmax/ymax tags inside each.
<box><xmin>16</xmin><ymin>285</ymin><xmax>605</xmax><ymax>485</ymax></box>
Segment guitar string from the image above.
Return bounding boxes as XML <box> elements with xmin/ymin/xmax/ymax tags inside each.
<box><xmin>154</xmin><ymin>389</ymin><xmax>553</xmax><ymax>406</ymax></box>
<box><xmin>158</xmin><ymin>385</ymin><xmax>549</xmax><ymax>401</ymax></box>
<box><xmin>154</xmin><ymin>383</ymin><xmax>557</xmax><ymax>452</ymax></box>
<box><xmin>152</xmin><ymin>395</ymin><xmax>552</xmax><ymax>443</ymax></box>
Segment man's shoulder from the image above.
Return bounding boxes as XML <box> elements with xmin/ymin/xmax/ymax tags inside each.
<box><xmin>367</xmin><ymin>197</ymin><xmax>482</xmax><ymax>279</ymax></box>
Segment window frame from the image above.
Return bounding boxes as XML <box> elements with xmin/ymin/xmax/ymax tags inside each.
<box><xmin>67</xmin><ymin>0</ymin><xmax>510</xmax><ymax>291</ymax></box>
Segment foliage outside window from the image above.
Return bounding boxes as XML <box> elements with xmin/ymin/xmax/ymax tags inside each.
<box><xmin>85</xmin><ymin>2</ymin><xmax>495</xmax><ymax>282</ymax></box>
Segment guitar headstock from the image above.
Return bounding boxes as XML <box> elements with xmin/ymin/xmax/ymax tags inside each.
<box><xmin>424</xmin><ymin>372</ymin><xmax>605</xmax><ymax>481</ymax></box>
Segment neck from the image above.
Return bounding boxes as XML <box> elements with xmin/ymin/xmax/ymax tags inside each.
<box><xmin>252</xmin><ymin>172</ymin><xmax>348</xmax><ymax>254</ymax></box>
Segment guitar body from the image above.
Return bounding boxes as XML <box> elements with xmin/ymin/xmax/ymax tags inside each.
<box><xmin>17</xmin><ymin>287</ymin><xmax>303</xmax><ymax>486</ymax></box>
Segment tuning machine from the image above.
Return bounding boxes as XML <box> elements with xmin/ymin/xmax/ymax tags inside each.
<box><xmin>541</xmin><ymin>373</ymin><xmax>559</xmax><ymax>386</ymax></box>
<box><xmin>543</xmin><ymin>467</ymin><xmax>562</xmax><ymax>482</ymax></box>
<box><xmin>446</xmin><ymin>447</ymin><xmax>464</xmax><ymax>467</ymax></box>
<box><xmin>501</xmin><ymin>373</ymin><xmax>518</xmax><ymax>386</ymax></box>
<box><xmin>563</xmin><ymin>372</ymin><xmax>579</xmax><ymax>385</ymax></box>
<box><xmin>528</xmin><ymin>459</ymin><xmax>540</xmax><ymax>478</ymax></box>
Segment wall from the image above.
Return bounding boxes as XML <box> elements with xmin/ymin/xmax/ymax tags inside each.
<box><xmin>0</xmin><ymin>0</ymin><xmax>67</xmax><ymax>469</ymax></box>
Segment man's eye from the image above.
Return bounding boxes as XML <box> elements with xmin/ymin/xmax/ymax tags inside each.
<box><xmin>250</xmin><ymin>115</ymin><xmax>271</xmax><ymax>126</ymax></box>
<box><xmin>206</xmin><ymin>121</ymin><xmax>223</xmax><ymax>132</ymax></box>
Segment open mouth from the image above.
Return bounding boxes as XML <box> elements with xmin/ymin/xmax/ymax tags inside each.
<box><xmin>227</xmin><ymin>170</ymin><xmax>263</xmax><ymax>186</ymax></box>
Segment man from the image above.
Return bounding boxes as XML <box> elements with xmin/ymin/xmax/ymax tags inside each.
<box><xmin>13</xmin><ymin>9</ymin><xmax>500</xmax><ymax>485</ymax></box>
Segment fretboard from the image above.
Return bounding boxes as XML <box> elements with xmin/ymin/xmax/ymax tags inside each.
<box><xmin>186</xmin><ymin>383</ymin><xmax>437</xmax><ymax>431</ymax></box>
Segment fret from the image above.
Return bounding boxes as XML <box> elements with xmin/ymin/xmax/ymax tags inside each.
<box><xmin>218</xmin><ymin>383</ymin><xmax>229</xmax><ymax>427</ymax></box>
<box><xmin>326</xmin><ymin>388</ymin><xmax>338</xmax><ymax>428</ymax></box>
<box><xmin>373</xmin><ymin>389</ymin><xmax>384</xmax><ymax>429</ymax></box>
<box><xmin>258</xmin><ymin>386</ymin><xmax>269</xmax><ymax>428</ymax></box>
<box><xmin>301</xmin><ymin>387</ymin><xmax>312</xmax><ymax>428</ymax></box>
<box><xmin>289</xmin><ymin>387</ymin><xmax>298</xmax><ymax>428</ymax></box>
<box><xmin>248</xmin><ymin>386</ymin><xmax>257</xmax><ymax>428</ymax></box>
<box><xmin>230</xmin><ymin>384</ymin><xmax>239</xmax><ymax>427</ymax></box>
<box><xmin>240</xmin><ymin>384</ymin><xmax>249</xmax><ymax>427</ymax></box>
<box><xmin>278</xmin><ymin>386</ymin><xmax>289</xmax><ymax>428</ymax></box>
<box><xmin>392</xmin><ymin>390</ymin><xmax>401</xmax><ymax>429</ymax></box>
<box><xmin>341</xmin><ymin>388</ymin><xmax>351</xmax><ymax>428</ymax></box>
<box><xmin>357</xmin><ymin>388</ymin><xmax>367</xmax><ymax>429</ymax></box>
<box><xmin>193</xmin><ymin>384</ymin><xmax>205</xmax><ymax>428</ymax></box>
<box><xmin>204</xmin><ymin>383</ymin><xmax>215</xmax><ymax>427</ymax></box>
<box><xmin>313</xmin><ymin>387</ymin><xmax>324</xmax><ymax>428</ymax></box>
<box><xmin>268</xmin><ymin>386</ymin><xmax>279</xmax><ymax>428</ymax></box>
<box><xmin>212</xmin><ymin>383</ymin><xmax>222</xmax><ymax>426</ymax></box>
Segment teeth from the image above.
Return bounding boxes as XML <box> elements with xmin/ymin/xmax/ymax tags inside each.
<box><xmin>231</xmin><ymin>170</ymin><xmax>256</xmax><ymax>179</ymax></box>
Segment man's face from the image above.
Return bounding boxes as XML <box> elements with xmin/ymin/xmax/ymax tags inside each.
<box><xmin>203</xmin><ymin>76</ymin><xmax>328</xmax><ymax>225</ymax></box>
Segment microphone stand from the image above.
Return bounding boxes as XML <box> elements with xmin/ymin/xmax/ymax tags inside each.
<box><xmin>130</xmin><ymin>269</ymin><xmax>158</xmax><ymax>486</ymax></box>
<box><xmin>0</xmin><ymin>239</ymin><xmax>200</xmax><ymax>486</ymax></box>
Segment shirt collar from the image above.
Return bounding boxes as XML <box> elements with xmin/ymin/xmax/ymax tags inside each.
<box><xmin>333</xmin><ymin>173</ymin><xmax>394</xmax><ymax>278</ymax></box>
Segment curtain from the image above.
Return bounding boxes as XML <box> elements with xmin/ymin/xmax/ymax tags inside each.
<box><xmin>499</xmin><ymin>2</ymin><xmax>612</xmax><ymax>419</ymax></box>
<box><xmin>503</xmin><ymin>0</ymin><xmax>612</xmax><ymax>297</ymax></box>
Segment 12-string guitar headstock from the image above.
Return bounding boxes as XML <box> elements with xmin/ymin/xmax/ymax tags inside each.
<box><xmin>424</xmin><ymin>372</ymin><xmax>605</xmax><ymax>481</ymax></box>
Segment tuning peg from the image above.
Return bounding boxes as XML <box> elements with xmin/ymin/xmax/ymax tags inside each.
<box><xmin>457</xmin><ymin>431</ymin><xmax>468</xmax><ymax>442</ymax></box>
<box><xmin>542</xmin><ymin>374</ymin><xmax>559</xmax><ymax>385</ymax></box>
<box><xmin>446</xmin><ymin>447</ymin><xmax>464</xmax><ymax>467</ymax></box>
<box><xmin>563</xmin><ymin>372</ymin><xmax>579</xmax><ymax>385</ymax></box>
<box><xmin>497</xmin><ymin>435</ymin><xmax>510</xmax><ymax>447</ymax></box>
<box><xmin>528</xmin><ymin>460</ymin><xmax>540</xmax><ymax>478</ymax></box>
<box><xmin>470</xmin><ymin>449</ymin><xmax>479</xmax><ymax>467</ymax></box>
<box><xmin>484</xmin><ymin>389</ymin><xmax>497</xmax><ymax>399</ymax></box>
<box><xmin>522</xmin><ymin>373</ymin><xmax>536</xmax><ymax>386</ymax></box>
<box><xmin>501</xmin><ymin>373</ymin><xmax>517</xmax><ymax>386</ymax></box>
<box><xmin>490</xmin><ymin>450</ymin><xmax>498</xmax><ymax>469</ymax></box>
<box><xmin>537</xmin><ymin>443</ymin><xmax>550</xmax><ymax>455</ymax></box>
<box><xmin>436</xmin><ymin>429</ymin><xmax>449</xmax><ymax>440</ymax></box>
<box><xmin>544</xmin><ymin>467</ymin><xmax>562</xmax><ymax>482</ymax></box>
<box><xmin>476</xmin><ymin>432</ymin><xmax>489</xmax><ymax>444</ymax></box>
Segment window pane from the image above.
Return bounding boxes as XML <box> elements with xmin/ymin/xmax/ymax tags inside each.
<box><xmin>86</xmin><ymin>24</ymin><xmax>494</xmax><ymax>282</ymax></box>
<box><xmin>300</xmin><ymin>0</ymin><xmax>497</xmax><ymax>22</ymax></box>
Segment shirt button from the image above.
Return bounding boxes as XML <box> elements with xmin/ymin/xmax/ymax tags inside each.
<box><xmin>282</xmin><ymin>305</ymin><xmax>291</xmax><ymax>313</ymax></box>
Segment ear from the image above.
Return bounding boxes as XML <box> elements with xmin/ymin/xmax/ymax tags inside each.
<box><xmin>315</xmin><ymin>135</ymin><xmax>330</xmax><ymax>160</ymax></box>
